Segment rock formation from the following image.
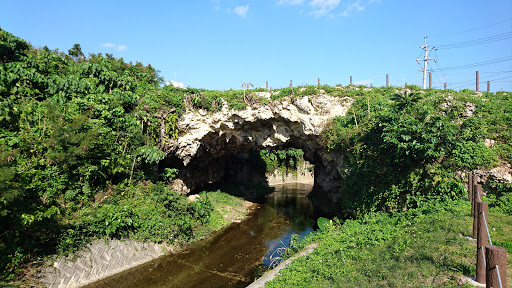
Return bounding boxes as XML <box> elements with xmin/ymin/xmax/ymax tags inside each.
<box><xmin>161</xmin><ymin>93</ymin><xmax>353</xmax><ymax>207</ymax></box>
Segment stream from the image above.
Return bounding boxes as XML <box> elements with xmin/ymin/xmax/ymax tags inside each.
<box><xmin>85</xmin><ymin>182</ymin><xmax>318</xmax><ymax>288</ymax></box>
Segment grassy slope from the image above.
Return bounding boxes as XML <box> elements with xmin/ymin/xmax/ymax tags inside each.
<box><xmin>194</xmin><ymin>190</ymin><xmax>250</xmax><ymax>239</ymax></box>
<box><xmin>264</xmin><ymin>199</ymin><xmax>512</xmax><ymax>287</ymax></box>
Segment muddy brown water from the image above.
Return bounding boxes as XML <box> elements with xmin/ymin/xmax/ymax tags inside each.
<box><xmin>85</xmin><ymin>183</ymin><xmax>317</xmax><ymax>288</ymax></box>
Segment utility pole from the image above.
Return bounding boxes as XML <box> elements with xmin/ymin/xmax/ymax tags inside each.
<box><xmin>416</xmin><ymin>37</ymin><xmax>437</xmax><ymax>89</ymax></box>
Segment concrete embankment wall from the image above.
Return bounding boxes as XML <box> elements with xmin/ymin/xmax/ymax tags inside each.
<box><xmin>40</xmin><ymin>161</ymin><xmax>314</xmax><ymax>287</ymax></box>
<box><xmin>41</xmin><ymin>239</ymin><xmax>168</xmax><ymax>288</ymax></box>
<box><xmin>266</xmin><ymin>160</ymin><xmax>314</xmax><ymax>186</ymax></box>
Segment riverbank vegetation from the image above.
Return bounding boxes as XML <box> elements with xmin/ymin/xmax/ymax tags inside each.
<box><xmin>0</xmin><ymin>29</ymin><xmax>251</xmax><ymax>285</ymax></box>
<box><xmin>266</xmin><ymin>82</ymin><xmax>512</xmax><ymax>285</ymax></box>
<box><xmin>265</xmin><ymin>197</ymin><xmax>512</xmax><ymax>287</ymax></box>
<box><xmin>1</xmin><ymin>28</ymin><xmax>511</xmax><ymax>286</ymax></box>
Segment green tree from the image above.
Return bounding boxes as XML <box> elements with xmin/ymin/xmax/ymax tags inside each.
<box><xmin>0</xmin><ymin>28</ymin><xmax>29</xmax><ymax>63</ymax></box>
<box><xmin>68</xmin><ymin>43</ymin><xmax>84</xmax><ymax>60</ymax></box>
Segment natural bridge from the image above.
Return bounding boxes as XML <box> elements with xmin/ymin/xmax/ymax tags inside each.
<box><xmin>161</xmin><ymin>92</ymin><xmax>354</xmax><ymax>209</ymax></box>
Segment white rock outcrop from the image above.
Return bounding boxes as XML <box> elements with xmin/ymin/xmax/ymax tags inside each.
<box><xmin>172</xmin><ymin>95</ymin><xmax>353</xmax><ymax>166</ymax></box>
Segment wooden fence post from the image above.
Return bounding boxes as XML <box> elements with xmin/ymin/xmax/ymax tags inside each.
<box><xmin>468</xmin><ymin>172</ymin><xmax>473</xmax><ymax>202</ymax></box>
<box><xmin>290</xmin><ymin>80</ymin><xmax>292</xmax><ymax>88</ymax></box>
<box><xmin>386</xmin><ymin>74</ymin><xmax>389</xmax><ymax>87</ymax></box>
<box><xmin>444</xmin><ymin>83</ymin><xmax>447</xmax><ymax>90</ymax></box>
<box><xmin>350</xmin><ymin>76</ymin><xmax>353</xmax><ymax>85</ymax></box>
<box><xmin>429</xmin><ymin>72</ymin><xmax>432</xmax><ymax>89</ymax></box>
<box><xmin>487</xmin><ymin>81</ymin><xmax>490</xmax><ymax>92</ymax></box>
<box><xmin>476</xmin><ymin>201</ymin><xmax>488</xmax><ymax>284</ymax></box>
<box><xmin>266</xmin><ymin>81</ymin><xmax>268</xmax><ymax>90</ymax></box>
<box><xmin>318</xmin><ymin>78</ymin><xmax>320</xmax><ymax>87</ymax></box>
<box><xmin>473</xmin><ymin>184</ymin><xmax>482</xmax><ymax>238</ymax></box>
<box><xmin>486</xmin><ymin>245</ymin><xmax>507</xmax><ymax>288</ymax></box>
<box><xmin>472</xmin><ymin>176</ymin><xmax>478</xmax><ymax>215</ymax></box>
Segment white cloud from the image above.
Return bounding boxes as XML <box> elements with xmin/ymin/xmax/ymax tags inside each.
<box><xmin>276</xmin><ymin>0</ymin><xmax>375</xmax><ymax>18</ymax></box>
<box><xmin>277</xmin><ymin>0</ymin><xmax>305</xmax><ymax>5</ymax></box>
<box><xmin>234</xmin><ymin>5</ymin><xmax>249</xmax><ymax>17</ymax></box>
<box><xmin>211</xmin><ymin>0</ymin><xmax>221</xmax><ymax>11</ymax></box>
<box><xmin>310</xmin><ymin>0</ymin><xmax>341</xmax><ymax>16</ymax></box>
<box><xmin>340</xmin><ymin>0</ymin><xmax>365</xmax><ymax>16</ymax></box>
<box><xmin>101</xmin><ymin>43</ymin><xmax>128</xmax><ymax>52</ymax></box>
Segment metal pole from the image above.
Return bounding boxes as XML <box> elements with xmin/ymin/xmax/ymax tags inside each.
<box><xmin>266</xmin><ymin>81</ymin><xmax>268</xmax><ymax>90</ymax></box>
<box><xmin>350</xmin><ymin>76</ymin><xmax>353</xmax><ymax>85</ymax></box>
<box><xmin>476</xmin><ymin>71</ymin><xmax>479</xmax><ymax>92</ymax></box>
<box><xmin>386</xmin><ymin>74</ymin><xmax>389</xmax><ymax>87</ymax></box>
<box><xmin>496</xmin><ymin>265</ymin><xmax>504</xmax><ymax>288</ymax></box>
<box><xmin>318</xmin><ymin>78</ymin><xmax>320</xmax><ymax>87</ymax></box>
<box><xmin>429</xmin><ymin>72</ymin><xmax>432</xmax><ymax>89</ymax></box>
<box><xmin>416</xmin><ymin>37</ymin><xmax>436</xmax><ymax>89</ymax></box>
<box><xmin>290</xmin><ymin>80</ymin><xmax>292</xmax><ymax>88</ymax></box>
<box><xmin>423</xmin><ymin>43</ymin><xmax>428</xmax><ymax>89</ymax></box>
<box><xmin>482</xmin><ymin>211</ymin><xmax>493</xmax><ymax>246</ymax></box>
<box><xmin>444</xmin><ymin>83</ymin><xmax>447</xmax><ymax>90</ymax></box>
<box><xmin>487</xmin><ymin>81</ymin><xmax>490</xmax><ymax>92</ymax></box>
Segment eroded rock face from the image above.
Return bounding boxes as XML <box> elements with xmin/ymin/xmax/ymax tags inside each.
<box><xmin>162</xmin><ymin>94</ymin><xmax>353</xmax><ymax>201</ymax></box>
<box><xmin>474</xmin><ymin>162</ymin><xmax>512</xmax><ymax>184</ymax></box>
<box><xmin>455</xmin><ymin>161</ymin><xmax>512</xmax><ymax>193</ymax></box>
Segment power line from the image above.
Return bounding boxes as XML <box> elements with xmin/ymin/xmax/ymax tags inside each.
<box><xmin>431</xmin><ymin>56</ymin><xmax>512</xmax><ymax>71</ymax></box>
<box><xmin>428</xmin><ymin>62</ymin><xmax>444</xmax><ymax>88</ymax></box>
<box><xmin>431</xmin><ymin>71</ymin><xmax>512</xmax><ymax>75</ymax></box>
<box><xmin>435</xmin><ymin>32</ymin><xmax>512</xmax><ymax>50</ymax></box>
<box><xmin>483</xmin><ymin>74</ymin><xmax>512</xmax><ymax>82</ymax></box>
<box><xmin>450</xmin><ymin>74</ymin><xmax>512</xmax><ymax>90</ymax></box>
<box><xmin>448</xmin><ymin>71</ymin><xmax>511</xmax><ymax>86</ymax></box>
<box><xmin>432</xmin><ymin>50</ymin><xmax>451</xmax><ymax>86</ymax></box>
<box><xmin>428</xmin><ymin>18</ymin><xmax>512</xmax><ymax>38</ymax></box>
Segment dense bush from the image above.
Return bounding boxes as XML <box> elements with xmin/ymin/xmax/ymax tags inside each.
<box><xmin>0</xmin><ymin>29</ymin><xmax>215</xmax><ymax>283</ymax></box>
<box><xmin>323</xmin><ymin>87</ymin><xmax>511</xmax><ymax>216</ymax></box>
<box><xmin>259</xmin><ymin>148</ymin><xmax>305</xmax><ymax>179</ymax></box>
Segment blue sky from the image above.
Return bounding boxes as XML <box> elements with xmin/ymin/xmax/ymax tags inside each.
<box><xmin>2</xmin><ymin>0</ymin><xmax>511</xmax><ymax>91</ymax></box>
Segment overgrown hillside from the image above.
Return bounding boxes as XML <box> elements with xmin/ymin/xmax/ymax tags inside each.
<box><xmin>1</xmin><ymin>28</ymin><xmax>511</xmax><ymax>286</ymax></box>
<box><xmin>322</xmin><ymin>86</ymin><xmax>511</xmax><ymax>216</ymax></box>
<box><xmin>0</xmin><ymin>29</ymin><xmax>250</xmax><ymax>285</ymax></box>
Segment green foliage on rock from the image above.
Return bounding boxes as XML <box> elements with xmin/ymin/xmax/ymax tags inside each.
<box><xmin>323</xmin><ymin>86</ymin><xmax>510</xmax><ymax>216</ymax></box>
<box><xmin>259</xmin><ymin>148</ymin><xmax>305</xmax><ymax>179</ymax></box>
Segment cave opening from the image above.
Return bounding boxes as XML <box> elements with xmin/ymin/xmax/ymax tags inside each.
<box><xmin>160</xmin><ymin>132</ymin><xmax>340</xmax><ymax>216</ymax></box>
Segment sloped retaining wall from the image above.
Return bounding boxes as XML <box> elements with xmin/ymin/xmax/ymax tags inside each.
<box><xmin>266</xmin><ymin>160</ymin><xmax>314</xmax><ymax>186</ymax></box>
<box><xmin>41</xmin><ymin>239</ymin><xmax>168</xmax><ymax>288</ymax></box>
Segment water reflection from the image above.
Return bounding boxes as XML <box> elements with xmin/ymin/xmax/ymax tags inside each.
<box><xmin>262</xmin><ymin>183</ymin><xmax>315</xmax><ymax>267</ymax></box>
<box><xmin>85</xmin><ymin>183</ymin><xmax>316</xmax><ymax>288</ymax></box>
